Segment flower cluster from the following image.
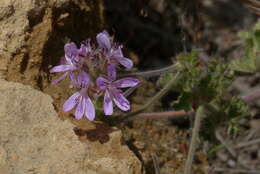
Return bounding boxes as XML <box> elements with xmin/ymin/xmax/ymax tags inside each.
<box><xmin>50</xmin><ymin>31</ymin><xmax>140</xmax><ymax>120</ymax></box>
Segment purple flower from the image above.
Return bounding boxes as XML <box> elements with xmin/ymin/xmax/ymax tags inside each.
<box><xmin>50</xmin><ymin>31</ymin><xmax>141</xmax><ymax>121</ymax></box>
<box><xmin>78</xmin><ymin>39</ymin><xmax>92</xmax><ymax>57</ymax></box>
<box><xmin>96</xmin><ymin>31</ymin><xmax>133</xmax><ymax>70</ymax></box>
<box><xmin>63</xmin><ymin>72</ymin><xmax>95</xmax><ymax>120</ymax></box>
<box><xmin>96</xmin><ymin>68</ymin><xmax>139</xmax><ymax>115</ymax></box>
<box><xmin>50</xmin><ymin>42</ymin><xmax>81</xmax><ymax>84</ymax></box>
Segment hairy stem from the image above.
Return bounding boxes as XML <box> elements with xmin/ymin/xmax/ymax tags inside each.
<box><xmin>136</xmin><ymin>110</ymin><xmax>188</xmax><ymax>119</ymax></box>
<box><xmin>120</xmin><ymin>63</ymin><xmax>179</xmax><ymax>78</ymax></box>
<box><xmin>184</xmin><ymin>106</ymin><xmax>205</xmax><ymax>174</ymax></box>
<box><xmin>121</xmin><ymin>72</ymin><xmax>180</xmax><ymax>121</ymax></box>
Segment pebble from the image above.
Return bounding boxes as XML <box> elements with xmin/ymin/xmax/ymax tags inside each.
<box><xmin>227</xmin><ymin>159</ymin><xmax>236</xmax><ymax>167</ymax></box>
<box><xmin>134</xmin><ymin>141</ymin><xmax>145</xmax><ymax>150</ymax></box>
<box><xmin>176</xmin><ymin>154</ymin><xmax>183</xmax><ymax>159</ymax></box>
<box><xmin>216</xmin><ymin>150</ymin><xmax>228</xmax><ymax>162</ymax></box>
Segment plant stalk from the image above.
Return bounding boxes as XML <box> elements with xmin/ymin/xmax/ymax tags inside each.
<box><xmin>136</xmin><ymin>110</ymin><xmax>188</xmax><ymax>119</ymax></box>
<box><xmin>184</xmin><ymin>106</ymin><xmax>205</xmax><ymax>174</ymax></box>
<box><xmin>120</xmin><ymin>63</ymin><xmax>179</xmax><ymax>78</ymax></box>
<box><xmin>121</xmin><ymin>72</ymin><xmax>180</xmax><ymax>121</ymax></box>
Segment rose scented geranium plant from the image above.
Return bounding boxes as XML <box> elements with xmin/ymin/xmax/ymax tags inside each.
<box><xmin>48</xmin><ymin>25</ymin><xmax>260</xmax><ymax>174</ymax></box>
<box><xmin>50</xmin><ymin>31</ymin><xmax>140</xmax><ymax>121</ymax></box>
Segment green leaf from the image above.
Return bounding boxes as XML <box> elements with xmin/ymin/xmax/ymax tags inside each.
<box><xmin>230</xmin><ymin>56</ymin><xmax>256</xmax><ymax>74</ymax></box>
<box><xmin>172</xmin><ymin>93</ymin><xmax>193</xmax><ymax>111</ymax></box>
<box><xmin>230</xmin><ymin>19</ymin><xmax>260</xmax><ymax>74</ymax></box>
<box><xmin>207</xmin><ymin>144</ymin><xmax>225</xmax><ymax>154</ymax></box>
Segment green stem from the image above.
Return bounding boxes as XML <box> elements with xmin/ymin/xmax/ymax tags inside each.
<box><xmin>119</xmin><ymin>63</ymin><xmax>179</xmax><ymax>78</ymax></box>
<box><xmin>184</xmin><ymin>106</ymin><xmax>205</xmax><ymax>174</ymax></box>
<box><xmin>121</xmin><ymin>72</ymin><xmax>180</xmax><ymax>121</ymax></box>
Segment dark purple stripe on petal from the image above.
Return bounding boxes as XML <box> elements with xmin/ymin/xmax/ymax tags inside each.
<box><xmin>64</xmin><ymin>42</ymin><xmax>78</xmax><ymax>57</ymax></box>
<box><xmin>111</xmin><ymin>90</ymin><xmax>130</xmax><ymax>111</ymax></box>
<box><xmin>112</xmin><ymin>77</ymin><xmax>140</xmax><ymax>88</ymax></box>
<box><xmin>96</xmin><ymin>31</ymin><xmax>111</xmax><ymax>50</ymax></box>
<box><xmin>96</xmin><ymin>77</ymin><xmax>109</xmax><ymax>91</ymax></box>
<box><xmin>63</xmin><ymin>92</ymin><xmax>80</xmax><ymax>112</ymax></box>
<box><xmin>116</xmin><ymin>57</ymin><xmax>133</xmax><ymax>69</ymax></box>
<box><xmin>75</xmin><ymin>96</ymin><xmax>85</xmax><ymax>120</ymax></box>
<box><xmin>77</xmin><ymin>72</ymin><xmax>91</xmax><ymax>88</ymax></box>
<box><xmin>107</xmin><ymin>64</ymin><xmax>117</xmax><ymax>81</ymax></box>
<box><xmin>103</xmin><ymin>90</ymin><xmax>113</xmax><ymax>115</ymax></box>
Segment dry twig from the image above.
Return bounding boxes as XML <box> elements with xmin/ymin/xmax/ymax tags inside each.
<box><xmin>152</xmin><ymin>154</ymin><xmax>161</xmax><ymax>174</ymax></box>
<box><xmin>235</xmin><ymin>137</ymin><xmax>260</xmax><ymax>148</ymax></box>
<box><xmin>213</xmin><ymin>167</ymin><xmax>260</xmax><ymax>174</ymax></box>
<box><xmin>244</xmin><ymin>0</ymin><xmax>260</xmax><ymax>15</ymax></box>
<box><xmin>215</xmin><ymin>130</ymin><xmax>237</xmax><ymax>158</ymax></box>
<box><xmin>241</xmin><ymin>88</ymin><xmax>260</xmax><ymax>104</ymax></box>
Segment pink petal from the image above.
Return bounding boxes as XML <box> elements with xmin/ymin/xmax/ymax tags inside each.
<box><xmin>79</xmin><ymin>41</ymin><xmax>92</xmax><ymax>57</ymax></box>
<box><xmin>111</xmin><ymin>90</ymin><xmax>130</xmax><ymax>111</ymax></box>
<box><xmin>78</xmin><ymin>44</ymin><xmax>87</xmax><ymax>56</ymax></box>
<box><xmin>112</xmin><ymin>78</ymin><xmax>139</xmax><ymax>88</ymax></box>
<box><xmin>63</xmin><ymin>92</ymin><xmax>80</xmax><ymax>112</ymax></box>
<box><xmin>107</xmin><ymin>64</ymin><xmax>116</xmax><ymax>81</ymax></box>
<box><xmin>69</xmin><ymin>72</ymin><xmax>77</xmax><ymax>85</ymax></box>
<box><xmin>116</xmin><ymin>57</ymin><xmax>133</xmax><ymax>69</ymax></box>
<box><xmin>85</xmin><ymin>97</ymin><xmax>95</xmax><ymax>121</ymax></box>
<box><xmin>77</xmin><ymin>72</ymin><xmax>90</xmax><ymax>88</ymax></box>
<box><xmin>74</xmin><ymin>96</ymin><xmax>85</xmax><ymax>120</ymax></box>
<box><xmin>103</xmin><ymin>90</ymin><xmax>113</xmax><ymax>115</ymax></box>
<box><xmin>96</xmin><ymin>31</ymin><xmax>111</xmax><ymax>50</ymax></box>
<box><xmin>50</xmin><ymin>65</ymin><xmax>75</xmax><ymax>73</ymax></box>
<box><xmin>64</xmin><ymin>42</ymin><xmax>78</xmax><ymax>56</ymax></box>
<box><xmin>51</xmin><ymin>72</ymin><xmax>68</xmax><ymax>85</ymax></box>
<box><xmin>96</xmin><ymin>77</ymin><xmax>109</xmax><ymax>91</ymax></box>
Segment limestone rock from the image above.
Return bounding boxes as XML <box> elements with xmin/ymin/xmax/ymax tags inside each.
<box><xmin>0</xmin><ymin>0</ymin><xmax>104</xmax><ymax>85</ymax></box>
<box><xmin>0</xmin><ymin>80</ymin><xmax>142</xmax><ymax>174</ymax></box>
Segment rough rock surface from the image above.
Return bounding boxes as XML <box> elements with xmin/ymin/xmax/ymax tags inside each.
<box><xmin>0</xmin><ymin>0</ymin><xmax>104</xmax><ymax>83</ymax></box>
<box><xmin>0</xmin><ymin>79</ymin><xmax>142</xmax><ymax>174</ymax></box>
<box><xmin>0</xmin><ymin>0</ymin><xmax>106</xmax><ymax>136</ymax></box>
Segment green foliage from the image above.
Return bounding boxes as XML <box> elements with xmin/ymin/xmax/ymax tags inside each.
<box><xmin>155</xmin><ymin>20</ymin><xmax>260</xmax><ymax>141</ymax></box>
<box><xmin>156</xmin><ymin>73</ymin><xmax>175</xmax><ymax>88</ymax></box>
<box><xmin>175</xmin><ymin>51</ymin><xmax>203</xmax><ymax>93</ymax></box>
<box><xmin>158</xmin><ymin>50</ymin><xmax>249</xmax><ymax>140</ymax></box>
<box><xmin>157</xmin><ymin>51</ymin><xmax>202</xmax><ymax>94</ymax></box>
<box><xmin>230</xmin><ymin>20</ymin><xmax>260</xmax><ymax>74</ymax></box>
<box><xmin>220</xmin><ymin>97</ymin><xmax>248</xmax><ymax>120</ymax></box>
<box><xmin>220</xmin><ymin>97</ymin><xmax>248</xmax><ymax>137</ymax></box>
<box><xmin>172</xmin><ymin>93</ymin><xmax>193</xmax><ymax>111</ymax></box>
<box><xmin>201</xmin><ymin>96</ymin><xmax>249</xmax><ymax>141</ymax></box>
<box><xmin>207</xmin><ymin>144</ymin><xmax>225</xmax><ymax>154</ymax></box>
<box><xmin>171</xmin><ymin>51</ymin><xmax>233</xmax><ymax>111</ymax></box>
